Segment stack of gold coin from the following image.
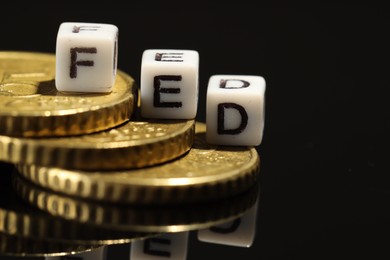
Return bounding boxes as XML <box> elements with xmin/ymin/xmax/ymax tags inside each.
<box><xmin>1</xmin><ymin>50</ymin><xmax>260</xmax><ymax>208</ymax></box>
<box><xmin>0</xmin><ymin>50</ymin><xmax>261</xmax><ymax>257</ymax></box>
<box><xmin>0</xmin><ymin>51</ymin><xmax>196</xmax><ymax>171</ymax></box>
<box><xmin>11</xmin><ymin>122</ymin><xmax>259</xmax><ymax>204</ymax></box>
<box><xmin>1</xmin><ymin>50</ymin><xmax>260</xmax><ymax>206</ymax></box>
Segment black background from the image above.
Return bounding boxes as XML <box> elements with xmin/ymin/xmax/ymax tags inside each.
<box><xmin>1</xmin><ymin>2</ymin><xmax>389</xmax><ymax>259</ymax></box>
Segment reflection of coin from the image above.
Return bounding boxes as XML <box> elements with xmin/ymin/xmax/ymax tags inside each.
<box><xmin>14</xmin><ymin>168</ymin><xmax>259</xmax><ymax>233</ymax></box>
<box><xmin>0</xmin><ymin>233</ymin><xmax>102</xmax><ymax>257</ymax></box>
<box><xmin>16</xmin><ymin>122</ymin><xmax>259</xmax><ymax>203</ymax></box>
<box><xmin>0</xmin><ymin>51</ymin><xmax>137</xmax><ymax>137</ymax></box>
<box><xmin>1</xmin><ymin>119</ymin><xmax>195</xmax><ymax>170</ymax></box>
<box><xmin>0</xmin><ymin>166</ymin><xmax>156</xmax><ymax>245</ymax></box>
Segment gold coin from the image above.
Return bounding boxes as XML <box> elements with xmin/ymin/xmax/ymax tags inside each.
<box><xmin>0</xmin><ymin>233</ymin><xmax>102</xmax><ymax>257</ymax></box>
<box><xmin>1</xmin><ymin>119</ymin><xmax>195</xmax><ymax>170</ymax></box>
<box><xmin>14</xmin><ymin>168</ymin><xmax>259</xmax><ymax>233</ymax></box>
<box><xmin>0</xmin><ymin>51</ymin><xmax>137</xmax><ymax>137</ymax></box>
<box><xmin>0</xmin><ymin>166</ymin><xmax>156</xmax><ymax>245</ymax></box>
<box><xmin>16</xmin><ymin>122</ymin><xmax>259</xmax><ymax>203</ymax></box>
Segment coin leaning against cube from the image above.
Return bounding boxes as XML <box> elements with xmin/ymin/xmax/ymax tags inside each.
<box><xmin>55</xmin><ymin>22</ymin><xmax>266</xmax><ymax>147</ymax></box>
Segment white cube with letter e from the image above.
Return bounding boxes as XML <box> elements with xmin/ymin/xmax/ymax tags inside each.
<box><xmin>55</xmin><ymin>22</ymin><xmax>118</xmax><ymax>93</ymax></box>
<box><xmin>140</xmin><ymin>49</ymin><xmax>199</xmax><ymax>119</ymax></box>
<box><xmin>206</xmin><ymin>75</ymin><xmax>266</xmax><ymax>146</ymax></box>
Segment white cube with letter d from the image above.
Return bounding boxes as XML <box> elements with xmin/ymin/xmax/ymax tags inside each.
<box><xmin>206</xmin><ymin>75</ymin><xmax>266</xmax><ymax>146</ymax></box>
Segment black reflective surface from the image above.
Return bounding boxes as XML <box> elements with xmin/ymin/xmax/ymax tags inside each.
<box><xmin>1</xmin><ymin>3</ymin><xmax>388</xmax><ymax>259</ymax></box>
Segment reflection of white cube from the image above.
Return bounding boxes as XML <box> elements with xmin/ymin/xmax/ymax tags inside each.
<box><xmin>55</xmin><ymin>22</ymin><xmax>118</xmax><ymax>93</ymax></box>
<box><xmin>131</xmin><ymin>232</ymin><xmax>189</xmax><ymax>260</ymax></box>
<box><xmin>45</xmin><ymin>246</ymin><xmax>106</xmax><ymax>260</ymax></box>
<box><xmin>140</xmin><ymin>49</ymin><xmax>199</xmax><ymax>119</ymax></box>
<box><xmin>206</xmin><ymin>75</ymin><xmax>266</xmax><ymax>146</ymax></box>
<box><xmin>197</xmin><ymin>198</ymin><xmax>259</xmax><ymax>247</ymax></box>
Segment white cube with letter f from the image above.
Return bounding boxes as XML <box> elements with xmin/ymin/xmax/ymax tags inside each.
<box><xmin>206</xmin><ymin>75</ymin><xmax>266</xmax><ymax>146</ymax></box>
<box><xmin>55</xmin><ymin>22</ymin><xmax>118</xmax><ymax>93</ymax></box>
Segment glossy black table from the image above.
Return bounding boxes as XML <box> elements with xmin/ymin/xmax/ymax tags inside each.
<box><xmin>1</xmin><ymin>3</ymin><xmax>387</xmax><ymax>259</ymax></box>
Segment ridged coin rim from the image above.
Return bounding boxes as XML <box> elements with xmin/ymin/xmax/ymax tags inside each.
<box><xmin>16</xmin><ymin>122</ymin><xmax>259</xmax><ymax>203</ymax></box>
<box><xmin>2</xmin><ymin>119</ymin><xmax>195</xmax><ymax>170</ymax></box>
<box><xmin>0</xmin><ymin>51</ymin><xmax>137</xmax><ymax>137</ymax></box>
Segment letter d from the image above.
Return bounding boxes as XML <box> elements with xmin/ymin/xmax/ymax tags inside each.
<box><xmin>217</xmin><ymin>103</ymin><xmax>248</xmax><ymax>135</ymax></box>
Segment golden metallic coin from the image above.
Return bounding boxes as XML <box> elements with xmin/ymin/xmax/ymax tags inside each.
<box><xmin>0</xmin><ymin>233</ymin><xmax>102</xmax><ymax>257</ymax></box>
<box><xmin>1</xmin><ymin>119</ymin><xmax>195</xmax><ymax>170</ymax></box>
<box><xmin>0</xmin><ymin>51</ymin><xmax>137</xmax><ymax>137</ymax></box>
<box><xmin>0</xmin><ymin>165</ymin><xmax>156</xmax><ymax>245</ymax></box>
<box><xmin>14</xmin><ymin>168</ymin><xmax>259</xmax><ymax>233</ymax></box>
<box><xmin>16</xmin><ymin>122</ymin><xmax>259</xmax><ymax>204</ymax></box>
